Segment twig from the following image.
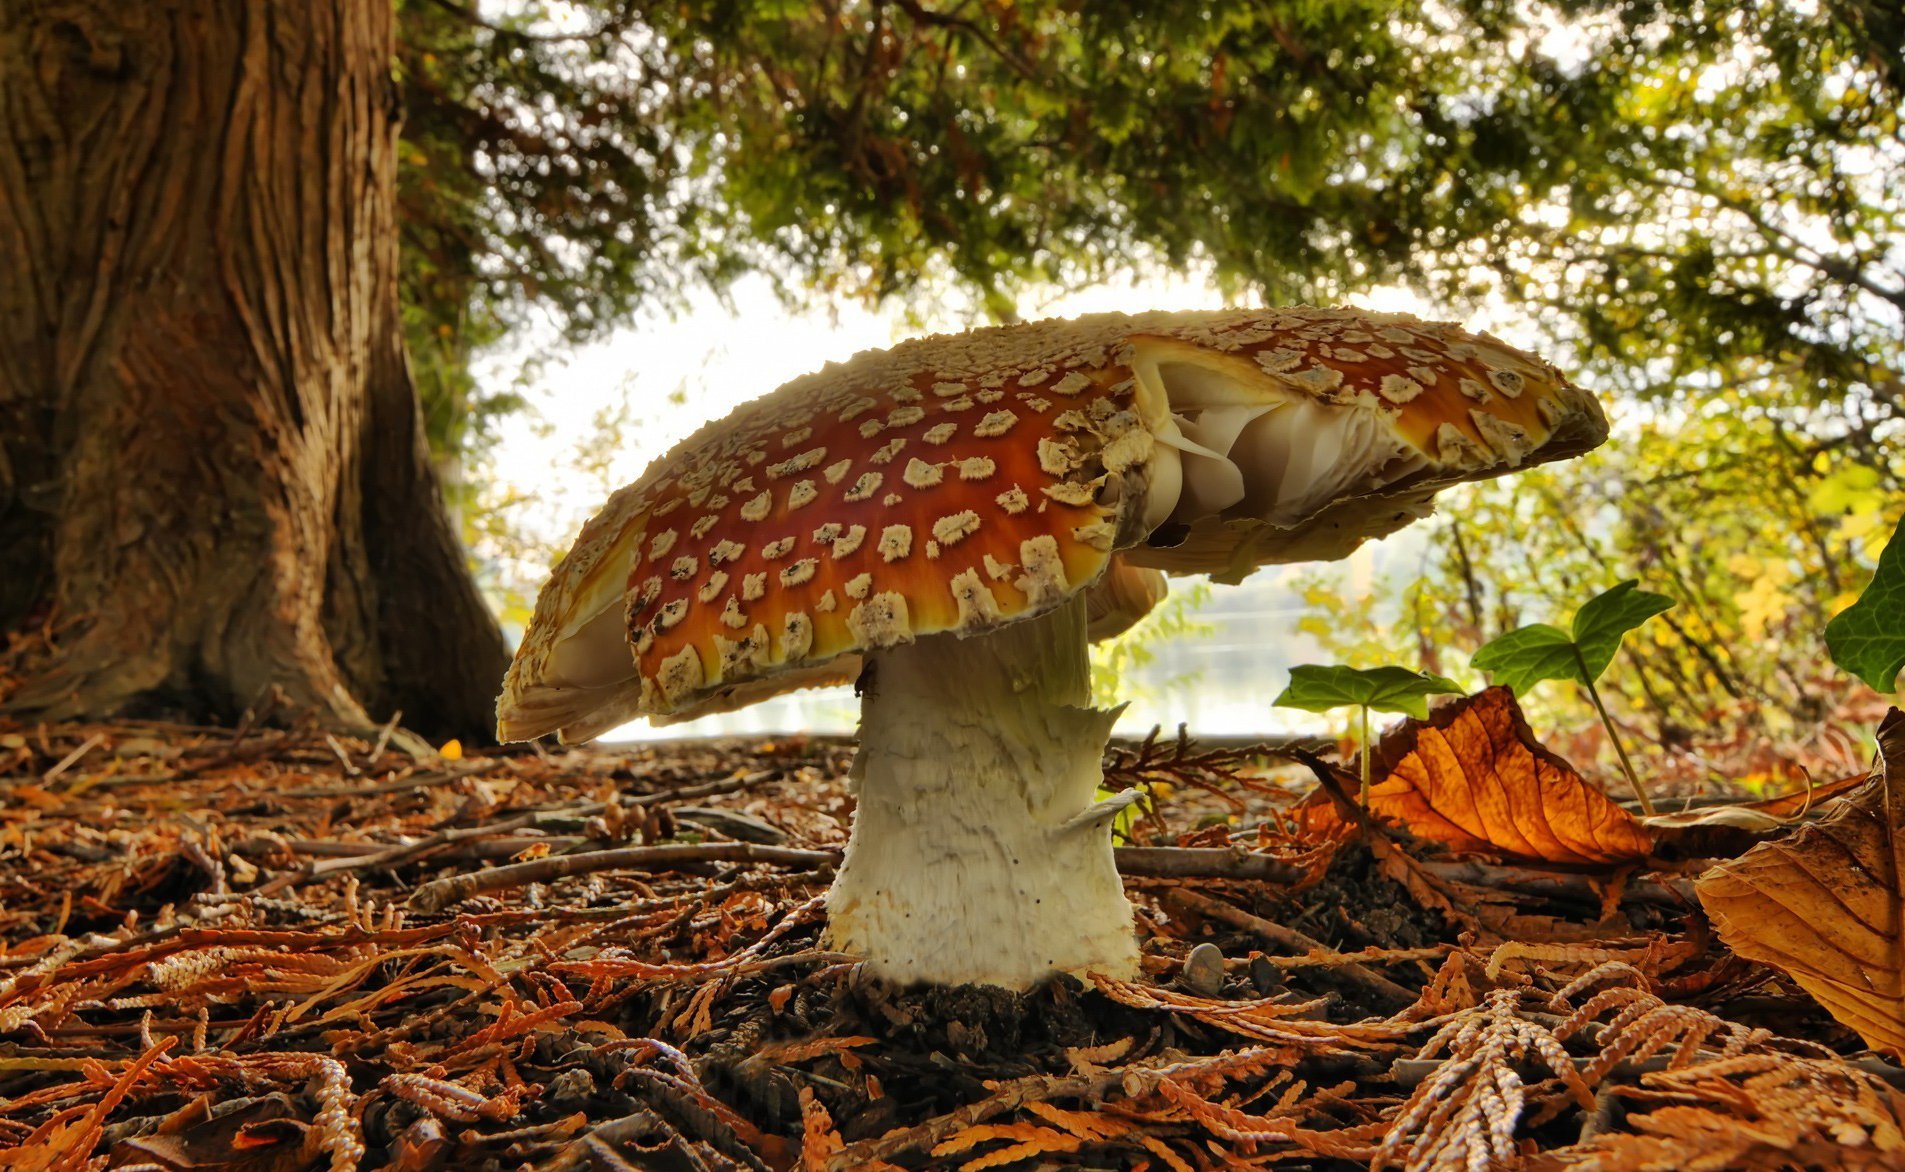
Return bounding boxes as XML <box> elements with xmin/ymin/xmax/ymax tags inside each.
<box><xmin>249</xmin><ymin>771</ymin><xmax>786</xmax><ymax>894</ymax></box>
<box><xmin>407</xmin><ymin>844</ymin><xmax>839</xmax><ymax>912</ymax></box>
<box><xmin>366</xmin><ymin>711</ymin><xmax>401</xmax><ymax>767</ymax></box>
<box><xmin>323</xmin><ymin>734</ymin><xmax>362</xmax><ymax>779</ymax></box>
<box><xmin>1417</xmin><ymin>860</ymin><xmax>1695</xmax><ymax>910</ymax></box>
<box><xmin>403</xmin><ymin>841</ymin><xmax>1312</xmax><ymax>914</ymax></box>
<box><xmin>274</xmin><ymin>760</ymin><xmax>502</xmax><ymax>799</ymax></box>
<box><xmin>40</xmin><ymin>733</ymin><xmax>105</xmax><ymax>786</ymax></box>
<box><xmin>1234</xmin><ymin>945</ymin><xmax>1453</xmax><ymax>970</ymax></box>
<box><xmin>1114</xmin><ymin>847</ymin><xmax>1306</xmax><ymax>884</ymax></box>
<box><xmin>1391</xmin><ymin>1054</ymin><xmax>1674</xmax><ymax>1086</ymax></box>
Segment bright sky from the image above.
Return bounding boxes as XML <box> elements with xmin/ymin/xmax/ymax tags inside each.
<box><xmin>477</xmin><ymin>271</ymin><xmax>1447</xmax><ymax>741</ymax></box>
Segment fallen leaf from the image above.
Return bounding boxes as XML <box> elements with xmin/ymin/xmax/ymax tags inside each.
<box><xmin>1645</xmin><ymin>772</ymin><xmax>1872</xmax><ymax>858</ymax></box>
<box><xmin>1697</xmin><ymin>709</ymin><xmax>1905</xmax><ymax>1059</ymax></box>
<box><xmin>1375</xmin><ymin>988</ymin><xmax>1594</xmax><ymax>1171</ymax></box>
<box><xmin>1296</xmin><ymin>688</ymin><xmax>1653</xmax><ymax>866</ymax></box>
<box><xmin>1529</xmin><ymin>1054</ymin><xmax>1905</xmax><ymax>1170</ymax></box>
<box><xmin>931</xmin><ymin>1122</ymin><xmax>1084</xmax><ymax>1170</ymax></box>
<box><xmin>1646</xmin><ymin>772</ymin><xmax>1870</xmax><ymax>831</ymax></box>
<box><xmin>110</xmin><ymin>1094</ymin><xmax>314</xmax><ymax>1171</ymax></box>
<box><xmin>1745</xmin><ymin>771</ymin><xmax>1873</xmax><ymax>819</ymax></box>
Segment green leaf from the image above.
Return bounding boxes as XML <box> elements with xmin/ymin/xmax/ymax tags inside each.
<box><xmin>1471</xmin><ymin>581</ymin><xmax>1676</xmax><ymax>695</ymax></box>
<box><xmin>1274</xmin><ymin>665</ymin><xmax>1465</xmax><ymax>721</ymax></box>
<box><xmin>1469</xmin><ymin>623</ymin><xmax>1583</xmax><ymax>694</ymax></box>
<box><xmin>1570</xmin><ymin>580</ymin><xmax>1678</xmax><ymax>681</ymax></box>
<box><xmin>1826</xmin><ymin>516</ymin><xmax>1905</xmax><ymax>693</ymax></box>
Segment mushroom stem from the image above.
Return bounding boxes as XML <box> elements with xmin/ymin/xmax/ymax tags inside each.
<box><xmin>824</xmin><ymin>594</ymin><xmax>1140</xmax><ymax>988</ymax></box>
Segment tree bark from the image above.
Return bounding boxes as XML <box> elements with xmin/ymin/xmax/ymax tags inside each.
<box><xmin>0</xmin><ymin>0</ymin><xmax>507</xmax><ymax>739</ymax></box>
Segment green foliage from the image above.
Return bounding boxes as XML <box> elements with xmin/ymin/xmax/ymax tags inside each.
<box><xmin>1826</xmin><ymin>516</ymin><xmax>1905</xmax><ymax>693</ymax></box>
<box><xmin>1274</xmin><ymin>662</ymin><xmax>1462</xmax><ymax>802</ymax></box>
<box><xmin>1298</xmin><ymin>384</ymin><xmax>1896</xmax><ymax>773</ymax></box>
<box><xmin>394</xmin><ymin>1</ymin><xmax>1903</xmax><ymax>750</ymax></box>
<box><xmin>392</xmin><ymin>3</ymin><xmax>1902</xmax><ymax>416</ymax></box>
<box><xmin>1274</xmin><ymin>665</ymin><xmax>1464</xmax><ymax>722</ymax></box>
<box><xmin>1089</xmin><ymin>581</ymin><xmax>1213</xmax><ymax>710</ymax></box>
<box><xmin>1472</xmin><ymin>581</ymin><xmax>1675</xmax><ymax>697</ymax></box>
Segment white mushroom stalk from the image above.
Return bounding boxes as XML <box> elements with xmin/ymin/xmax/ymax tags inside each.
<box><xmin>496</xmin><ymin>308</ymin><xmax>1609</xmax><ymax>991</ymax></box>
<box><xmin>827</xmin><ymin>594</ymin><xmax>1138</xmax><ymax>986</ymax></box>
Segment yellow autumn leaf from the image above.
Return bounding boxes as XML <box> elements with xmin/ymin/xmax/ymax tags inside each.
<box><xmin>1736</xmin><ymin>562</ymin><xmax>1795</xmax><ymax>640</ymax></box>
<box><xmin>439</xmin><ymin>738</ymin><xmax>464</xmax><ymax>761</ymax></box>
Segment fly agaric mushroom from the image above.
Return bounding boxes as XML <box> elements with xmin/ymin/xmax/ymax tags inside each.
<box><xmin>497</xmin><ymin>308</ymin><xmax>1607</xmax><ymax>989</ymax></box>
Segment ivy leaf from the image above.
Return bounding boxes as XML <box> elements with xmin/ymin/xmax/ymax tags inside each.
<box><xmin>1826</xmin><ymin>516</ymin><xmax>1905</xmax><ymax>693</ymax></box>
<box><xmin>1274</xmin><ymin>665</ymin><xmax>1465</xmax><ymax>721</ymax></box>
<box><xmin>1472</xmin><ymin>580</ymin><xmax>1675</xmax><ymax>695</ymax></box>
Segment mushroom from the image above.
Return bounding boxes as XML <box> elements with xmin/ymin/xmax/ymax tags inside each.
<box><xmin>497</xmin><ymin>308</ymin><xmax>1608</xmax><ymax>989</ymax></box>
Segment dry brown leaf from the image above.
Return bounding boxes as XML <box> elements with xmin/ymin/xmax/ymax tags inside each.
<box><xmin>109</xmin><ymin>1094</ymin><xmax>315</xmax><ymax>1172</ymax></box>
<box><xmin>1091</xmin><ymin>975</ymin><xmax>1416</xmax><ymax>1051</ymax></box>
<box><xmin>1697</xmin><ymin>709</ymin><xmax>1905</xmax><ymax>1059</ymax></box>
<box><xmin>1153</xmin><ymin>1076</ymin><xmax>1382</xmax><ymax>1162</ymax></box>
<box><xmin>1298</xmin><ymin>688</ymin><xmax>1653</xmax><ymax>865</ymax></box>
<box><xmin>1647</xmin><ymin>771</ymin><xmax>1868</xmax><ymax>831</ymax></box>
<box><xmin>1646</xmin><ymin>771</ymin><xmax>1872</xmax><ymax>860</ymax></box>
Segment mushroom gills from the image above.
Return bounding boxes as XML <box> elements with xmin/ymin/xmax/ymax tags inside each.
<box><xmin>547</xmin><ymin>548</ymin><xmax>642</xmax><ymax>689</ymax></box>
<box><xmin>1140</xmin><ymin>360</ymin><xmax>1427</xmax><ymax>534</ymax></box>
<box><xmin>550</xmin><ymin>604</ymin><xmax>638</xmax><ymax>687</ymax></box>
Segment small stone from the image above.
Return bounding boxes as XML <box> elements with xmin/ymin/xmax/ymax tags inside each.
<box><xmin>1180</xmin><ymin>942</ymin><xmax>1226</xmax><ymax>997</ymax></box>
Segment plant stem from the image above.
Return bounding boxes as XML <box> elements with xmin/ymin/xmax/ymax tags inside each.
<box><xmin>1580</xmin><ymin>672</ymin><xmax>1655</xmax><ymax>816</ymax></box>
<box><xmin>1359</xmin><ymin>704</ymin><xmax>1371</xmax><ymax>806</ymax></box>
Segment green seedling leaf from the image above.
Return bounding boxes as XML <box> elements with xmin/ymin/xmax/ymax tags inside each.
<box><xmin>1570</xmin><ymin>580</ymin><xmax>1677</xmax><ymax>680</ymax></box>
<box><xmin>1274</xmin><ymin>665</ymin><xmax>1465</xmax><ymax>721</ymax></box>
<box><xmin>1826</xmin><ymin>515</ymin><xmax>1905</xmax><ymax>693</ymax></box>
<box><xmin>1472</xmin><ymin>580</ymin><xmax>1675</xmax><ymax>694</ymax></box>
<box><xmin>1467</xmin><ymin>623</ymin><xmax>1579</xmax><ymax>696</ymax></box>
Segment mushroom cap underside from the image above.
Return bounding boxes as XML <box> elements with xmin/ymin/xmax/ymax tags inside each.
<box><xmin>498</xmin><ymin>307</ymin><xmax>1607</xmax><ymax>742</ymax></box>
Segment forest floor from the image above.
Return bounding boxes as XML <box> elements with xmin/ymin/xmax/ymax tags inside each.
<box><xmin>0</xmin><ymin>693</ymin><xmax>1901</xmax><ymax>1170</ymax></box>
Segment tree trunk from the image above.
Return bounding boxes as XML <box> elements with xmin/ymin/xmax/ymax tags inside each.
<box><xmin>0</xmin><ymin>0</ymin><xmax>508</xmax><ymax>740</ymax></box>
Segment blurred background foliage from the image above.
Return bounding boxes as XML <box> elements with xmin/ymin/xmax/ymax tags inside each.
<box><xmin>392</xmin><ymin>0</ymin><xmax>1901</xmax><ymax>769</ymax></box>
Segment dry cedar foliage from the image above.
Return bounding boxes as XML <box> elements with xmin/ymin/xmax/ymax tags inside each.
<box><xmin>1697</xmin><ymin>708</ymin><xmax>1905</xmax><ymax>1060</ymax></box>
<box><xmin>1295</xmin><ymin>688</ymin><xmax>1654</xmax><ymax>866</ymax></box>
<box><xmin>3</xmin><ymin>712</ymin><xmax>1903</xmax><ymax>1169</ymax></box>
<box><xmin>1533</xmin><ymin>1054</ymin><xmax>1905</xmax><ymax>1170</ymax></box>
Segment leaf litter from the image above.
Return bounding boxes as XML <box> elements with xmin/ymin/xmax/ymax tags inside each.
<box><xmin>0</xmin><ymin>693</ymin><xmax>1900</xmax><ymax>1170</ymax></box>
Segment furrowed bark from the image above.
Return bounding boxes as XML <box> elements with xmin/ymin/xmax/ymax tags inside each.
<box><xmin>0</xmin><ymin>1</ymin><xmax>506</xmax><ymax>738</ymax></box>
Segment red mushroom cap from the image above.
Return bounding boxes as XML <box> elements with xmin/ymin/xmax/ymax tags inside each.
<box><xmin>498</xmin><ymin>308</ymin><xmax>1606</xmax><ymax>742</ymax></box>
